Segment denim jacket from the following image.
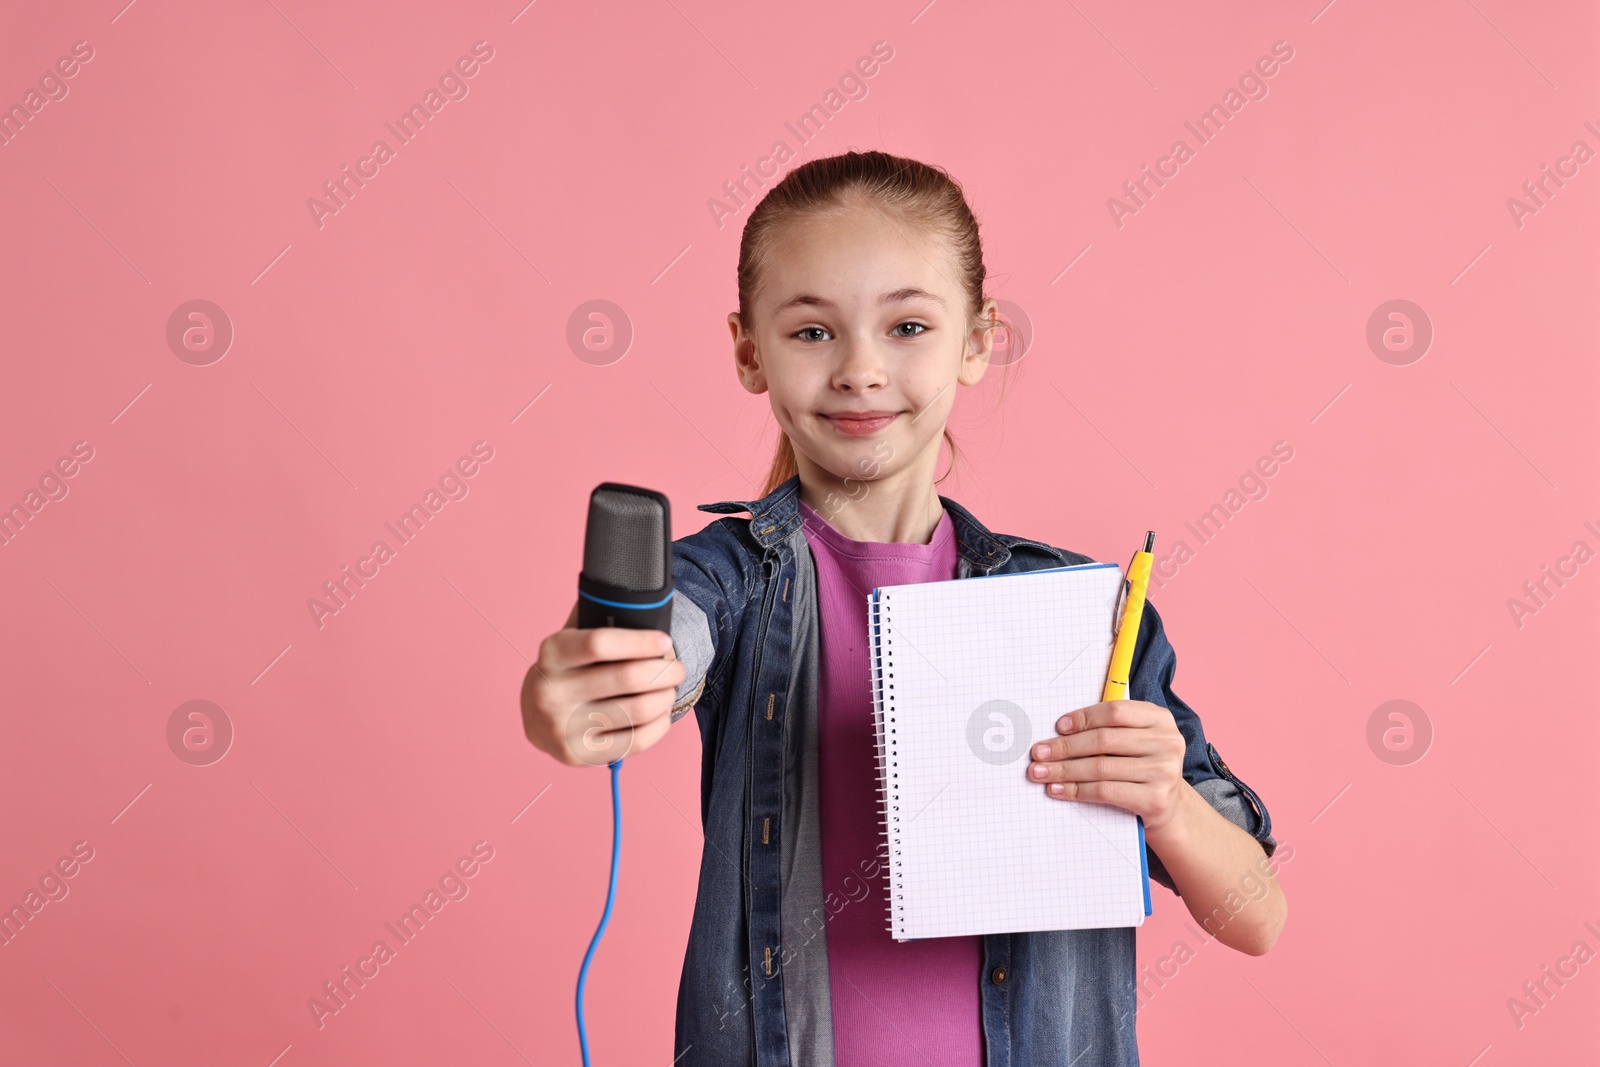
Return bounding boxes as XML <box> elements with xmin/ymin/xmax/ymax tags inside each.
<box><xmin>665</xmin><ymin>474</ymin><xmax>1275</xmax><ymax>1066</ymax></box>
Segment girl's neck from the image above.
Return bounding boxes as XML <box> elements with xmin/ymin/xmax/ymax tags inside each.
<box><xmin>794</xmin><ymin>455</ymin><xmax>946</xmax><ymax>545</ymax></box>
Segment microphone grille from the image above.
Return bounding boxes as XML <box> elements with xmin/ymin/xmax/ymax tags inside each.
<box><xmin>584</xmin><ymin>485</ymin><xmax>668</xmax><ymax>592</ymax></box>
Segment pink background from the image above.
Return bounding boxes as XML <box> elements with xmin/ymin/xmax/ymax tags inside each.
<box><xmin>1</xmin><ymin>1</ymin><xmax>1596</xmax><ymax>1064</ymax></box>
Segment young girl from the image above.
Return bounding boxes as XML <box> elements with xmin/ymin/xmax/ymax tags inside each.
<box><xmin>522</xmin><ymin>150</ymin><xmax>1286</xmax><ymax>1066</ymax></box>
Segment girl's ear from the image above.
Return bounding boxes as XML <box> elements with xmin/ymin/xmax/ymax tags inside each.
<box><xmin>729</xmin><ymin>312</ymin><xmax>768</xmax><ymax>394</ymax></box>
<box><xmin>958</xmin><ymin>299</ymin><xmax>998</xmax><ymax>386</ymax></box>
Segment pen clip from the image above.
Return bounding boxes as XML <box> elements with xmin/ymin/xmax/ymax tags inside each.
<box><xmin>1112</xmin><ymin>566</ymin><xmax>1129</xmax><ymax>639</ymax></box>
<box><xmin>1112</xmin><ymin>538</ymin><xmax>1147</xmax><ymax>639</ymax></box>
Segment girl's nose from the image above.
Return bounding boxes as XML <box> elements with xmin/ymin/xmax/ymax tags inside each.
<box><xmin>832</xmin><ymin>338</ymin><xmax>889</xmax><ymax>391</ymax></box>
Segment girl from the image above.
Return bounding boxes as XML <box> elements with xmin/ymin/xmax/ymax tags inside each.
<box><xmin>522</xmin><ymin>150</ymin><xmax>1286</xmax><ymax>1066</ymax></box>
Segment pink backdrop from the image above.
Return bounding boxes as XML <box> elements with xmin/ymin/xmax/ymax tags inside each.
<box><xmin>2</xmin><ymin>1</ymin><xmax>1596</xmax><ymax>1063</ymax></box>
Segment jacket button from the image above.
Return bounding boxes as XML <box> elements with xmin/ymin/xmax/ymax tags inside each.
<box><xmin>990</xmin><ymin>966</ymin><xmax>1007</xmax><ymax>985</ymax></box>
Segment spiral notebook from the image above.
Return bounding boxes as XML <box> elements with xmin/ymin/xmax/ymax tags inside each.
<box><xmin>869</xmin><ymin>562</ymin><xmax>1152</xmax><ymax>942</ymax></box>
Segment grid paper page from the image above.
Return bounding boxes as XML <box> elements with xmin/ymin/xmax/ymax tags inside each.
<box><xmin>870</xmin><ymin>563</ymin><xmax>1148</xmax><ymax>941</ymax></box>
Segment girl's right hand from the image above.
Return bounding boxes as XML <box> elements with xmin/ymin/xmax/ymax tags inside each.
<box><xmin>519</xmin><ymin>599</ymin><xmax>687</xmax><ymax>767</ymax></box>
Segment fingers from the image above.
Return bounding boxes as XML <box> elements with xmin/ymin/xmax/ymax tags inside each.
<box><xmin>1030</xmin><ymin>727</ymin><xmax>1161</xmax><ymax>764</ymax></box>
<box><xmin>1028</xmin><ymin>754</ymin><xmax>1157</xmax><ymax>785</ymax></box>
<box><xmin>563</xmin><ymin>688</ymin><xmax>677</xmax><ymax>766</ymax></box>
<box><xmin>569</xmin><ymin>652</ymin><xmax>684</xmax><ymax>698</ymax></box>
<box><xmin>522</xmin><ymin>614</ymin><xmax>685</xmax><ymax>766</ymax></box>
<box><xmin>1040</xmin><ymin>780</ymin><xmax>1148</xmax><ymax>806</ymax></box>
<box><xmin>526</xmin><ymin>646</ymin><xmax>683</xmax><ymax>716</ymax></box>
<box><xmin>541</xmin><ymin>623</ymin><xmax>675</xmax><ymax>673</ymax></box>
<box><xmin>1054</xmin><ymin>699</ymin><xmax>1159</xmax><ymax>737</ymax></box>
<box><xmin>620</xmin><ymin>704</ymin><xmax>674</xmax><ymax>755</ymax></box>
<box><xmin>534</xmin><ymin>656</ymin><xmax>683</xmax><ymax>751</ymax></box>
<box><xmin>1033</xmin><ymin>700</ymin><xmax>1182</xmax><ymax>765</ymax></box>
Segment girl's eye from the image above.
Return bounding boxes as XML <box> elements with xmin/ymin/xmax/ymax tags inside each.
<box><xmin>796</xmin><ymin>327</ymin><xmax>831</xmax><ymax>342</ymax></box>
<box><xmin>892</xmin><ymin>322</ymin><xmax>928</xmax><ymax>338</ymax></box>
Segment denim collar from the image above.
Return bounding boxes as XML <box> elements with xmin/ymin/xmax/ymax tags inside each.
<box><xmin>698</xmin><ymin>472</ymin><xmax>1061</xmax><ymax>571</ymax></box>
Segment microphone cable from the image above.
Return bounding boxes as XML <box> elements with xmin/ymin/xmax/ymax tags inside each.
<box><xmin>575</xmin><ymin>757</ymin><xmax>622</xmax><ymax>1067</ymax></box>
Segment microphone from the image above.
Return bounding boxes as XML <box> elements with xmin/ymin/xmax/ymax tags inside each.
<box><xmin>572</xmin><ymin>482</ymin><xmax>673</xmax><ymax>1067</ymax></box>
<box><xmin>578</xmin><ymin>482</ymin><xmax>674</xmax><ymax>631</ymax></box>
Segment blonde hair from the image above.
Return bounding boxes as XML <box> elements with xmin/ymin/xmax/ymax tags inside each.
<box><xmin>735</xmin><ymin>150</ymin><xmax>1017</xmax><ymax>497</ymax></box>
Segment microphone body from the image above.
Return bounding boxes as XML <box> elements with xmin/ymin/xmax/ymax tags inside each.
<box><xmin>577</xmin><ymin>482</ymin><xmax>674</xmax><ymax>631</ymax></box>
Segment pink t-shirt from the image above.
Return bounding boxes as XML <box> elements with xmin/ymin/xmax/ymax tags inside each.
<box><xmin>798</xmin><ymin>499</ymin><xmax>983</xmax><ymax>1065</ymax></box>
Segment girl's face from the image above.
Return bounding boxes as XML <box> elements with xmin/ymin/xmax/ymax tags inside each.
<box><xmin>729</xmin><ymin>198</ymin><xmax>997</xmax><ymax>497</ymax></box>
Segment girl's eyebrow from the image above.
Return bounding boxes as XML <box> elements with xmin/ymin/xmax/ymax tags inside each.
<box><xmin>771</xmin><ymin>287</ymin><xmax>947</xmax><ymax>315</ymax></box>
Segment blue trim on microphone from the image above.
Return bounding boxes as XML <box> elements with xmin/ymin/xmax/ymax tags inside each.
<box><xmin>578</xmin><ymin>588</ymin><xmax>676</xmax><ymax>610</ymax></box>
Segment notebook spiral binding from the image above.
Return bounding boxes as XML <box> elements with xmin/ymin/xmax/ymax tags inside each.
<box><xmin>869</xmin><ymin>590</ymin><xmax>903</xmax><ymax>938</ymax></box>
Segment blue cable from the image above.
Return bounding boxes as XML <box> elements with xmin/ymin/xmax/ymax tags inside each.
<box><xmin>576</xmin><ymin>757</ymin><xmax>622</xmax><ymax>1067</ymax></box>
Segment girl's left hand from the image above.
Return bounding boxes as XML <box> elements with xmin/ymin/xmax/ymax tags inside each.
<box><xmin>1026</xmin><ymin>700</ymin><xmax>1187</xmax><ymax>834</ymax></box>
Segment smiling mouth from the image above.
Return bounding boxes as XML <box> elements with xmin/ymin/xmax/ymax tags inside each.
<box><xmin>822</xmin><ymin>412</ymin><xmax>901</xmax><ymax>436</ymax></box>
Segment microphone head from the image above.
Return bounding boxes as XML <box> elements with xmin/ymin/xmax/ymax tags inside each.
<box><xmin>583</xmin><ymin>483</ymin><xmax>671</xmax><ymax>593</ymax></box>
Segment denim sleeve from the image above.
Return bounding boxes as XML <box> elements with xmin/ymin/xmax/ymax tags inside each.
<box><xmin>1127</xmin><ymin>596</ymin><xmax>1277</xmax><ymax>894</ymax></box>
<box><xmin>667</xmin><ymin>520</ymin><xmax>748</xmax><ymax>724</ymax></box>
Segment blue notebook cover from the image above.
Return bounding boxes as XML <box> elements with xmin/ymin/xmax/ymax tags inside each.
<box><xmin>1138</xmin><ymin>818</ymin><xmax>1152</xmax><ymax>916</ymax></box>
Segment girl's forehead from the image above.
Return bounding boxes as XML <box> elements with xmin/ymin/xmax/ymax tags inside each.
<box><xmin>760</xmin><ymin>213</ymin><xmax>961</xmax><ymax>311</ymax></box>
<box><xmin>778</xmin><ymin>203</ymin><xmax>939</xmax><ymax>256</ymax></box>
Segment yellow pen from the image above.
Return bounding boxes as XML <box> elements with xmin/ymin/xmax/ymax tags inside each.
<box><xmin>1102</xmin><ymin>531</ymin><xmax>1156</xmax><ymax>702</ymax></box>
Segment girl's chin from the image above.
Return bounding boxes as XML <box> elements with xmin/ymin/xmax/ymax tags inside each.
<box><xmin>805</xmin><ymin>443</ymin><xmax>904</xmax><ymax>482</ymax></box>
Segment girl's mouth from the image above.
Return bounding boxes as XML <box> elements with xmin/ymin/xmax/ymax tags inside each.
<box><xmin>821</xmin><ymin>411</ymin><xmax>900</xmax><ymax>437</ymax></box>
